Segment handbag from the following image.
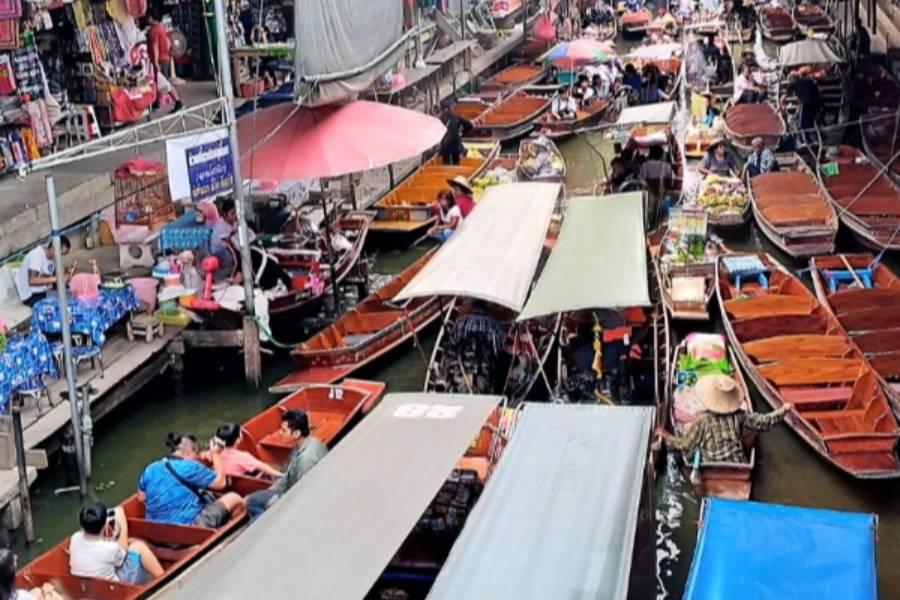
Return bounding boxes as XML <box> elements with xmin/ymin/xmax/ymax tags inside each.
<box><xmin>163</xmin><ymin>458</ymin><xmax>216</xmax><ymax>505</ymax></box>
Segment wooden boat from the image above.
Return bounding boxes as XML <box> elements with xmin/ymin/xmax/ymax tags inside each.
<box><xmin>723</xmin><ymin>103</ymin><xmax>786</xmax><ymax>157</ymax></box>
<box><xmin>17</xmin><ymin>379</ymin><xmax>386</xmax><ymax>598</ymax></box>
<box><xmin>370</xmin><ymin>142</ymin><xmax>499</xmax><ymax>246</ymax></box>
<box><xmin>468</xmin><ymin>90</ymin><xmax>551</xmax><ymax>142</ymax></box>
<box><xmin>480</xmin><ymin>63</ymin><xmax>546</xmax><ymax>93</ymax></box>
<box><xmin>810</xmin><ymin>254</ymin><xmax>900</xmax><ymax>416</ymax></box>
<box><xmin>667</xmin><ymin>335</ymin><xmax>755</xmax><ymax>499</ymax></box>
<box><xmin>716</xmin><ymin>252</ymin><xmax>900</xmax><ymax>478</ymax></box>
<box><xmin>533</xmin><ymin>96</ymin><xmax>613</xmax><ymax>139</ymax></box>
<box><xmin>748</xmin><ymin>153</ymin><xmax>838</xmax><ymax>257</ymax></box>
<box><xmin>516</xmin><ymin>136</ymin><xmax>566</xmax><ymax>182</ymax></box>
<box><xmin>779</xmin><ymin>49</ymin><xmax>848</xmax><ymax>146</ymax></box>
<box><xmin>687</xmin><ymin>34</ymin><xmax>734</xmax><ymax>99</ymax></box>
<box><xmin>792</xmin><ymin>3</ymin><xmax>835</xmax><ymax>36</ymax></box>
<box><xmin>724</xmin><ymin>7</ymin><xmax>756</xmax><ymax>43</ymax></box>
<box><xmin>270</xmin><ymin>250</ymin><xmax>443</xmax><ymax>393</ymax></box>
<box><xmin>491</xmin><ymin>0</ymin><xmax>525</xmax><ymax>29</ymax></box>
<box><xmin>621</xmin><ymin>8</ymin><xmax>653</xmax><ymax>37</ymax></box>
<box><xmin>855</xmin><ymin>65</ymin><xmax>900</xmax><ymax>181</ymax></box>
<box><xmin>817</xmin><ymin>145</ymin><xmax>900</xmax><ymax>251</ymax></box>
<box><xmin>759</xmin><ymin>5</ymin><xmax>795</xmax><ymax>42</ymax></box>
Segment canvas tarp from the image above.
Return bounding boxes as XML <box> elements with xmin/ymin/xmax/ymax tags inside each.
<box><xmin>778</xmin><ymin>39</ymin><xmax>843</xmax><ymax>67</ymax></box>
<box><xmin>158</xmin><ymin>393</ymin><xmax>501</xmax><ymax>600</ymax></box>
<box><xmin>518</xmin><ymin>194</ymin><xmax>650</xmax><ymax>321</ymax></box>
<box><xmin>294</xmin><ymin>0</ymin><xmax>409</xmax><ymax>105</ymax></box>
<box><xmin>685</xmin><ymin>498</ymin><xmax>877</xmax><ymax>600</ymax></box>
<box><xmin>394</xmin><ymin>182</ymin><xmax>560</xmax><ymax>311</ymax></box>
<box><xmin>615</xmin><ymin>101</ymin><xmax>676</xmax><ymax>127</ymax></box>
<box><xmin>427</xmin><ymin>404</ymin><xmax>654</xmax><ymax>600</ymax></box>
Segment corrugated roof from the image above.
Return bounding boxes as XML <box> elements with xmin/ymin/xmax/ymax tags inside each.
<box><xmin>394</xmin><ymin>182</ymin><xmax>560</xmax><ymax>311</ymax></box>
<box><xmin>518</xmin><ymin>194</ymin><xmax>650</xmax><ymax>321</ymax></box>
<box><xmin>685</xmin><ymin>498</ymin><xmax>877</xmax><ymax>600</ymax></box>
<box><xmin>158</xmin><ymin>393</ymin><xmax>501</xmax><ymax>600</ymax></box>
<box><xmin>427</xmin><ymin>403</ymin><xmax>654</xmax><ymax>600</ymax></box>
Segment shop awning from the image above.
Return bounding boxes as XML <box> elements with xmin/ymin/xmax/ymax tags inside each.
<box><xmin>158</xmin><ymin>393</ymin><xmax>501</xmax><ymax>600</ymax></box>
<box><xmin>394</xmin><ymin>182</ymin><xmax>561</xmax><ymax>311</ymax></box>
<box><xmin>518</xmin><ymin>194</ymin><xmax>649</xmax><ymax>321</ymax></box>
<box><xmin>427</xmin><ymin>403</ymin><xmax>654</xmax><ymax>600</ymax></box>
<box><xmin>614</xmin><ymin>101</ymin><xmax>676</xmax><ymax>127</ymax></box>
<box><xmin>778</xmin><ymin>39</ymin><xmax>843</xmax><ymax>67</ymax></box>
<box><xmin>685</xmin><ymin>499</ymin><xmax>877</xmax><ymax>600</ymax></box>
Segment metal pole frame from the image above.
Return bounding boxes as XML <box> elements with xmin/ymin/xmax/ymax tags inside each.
<box><xmin>46</xmin><ymin>175</ymin><xmax>89</xmax><ymax>498</ymax></box>
<box><xmin>11</xmin><ymin>397</ymin><xmax>34</xmax><ymax>543</ymax></box>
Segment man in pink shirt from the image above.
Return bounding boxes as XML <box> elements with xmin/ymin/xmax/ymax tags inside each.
<box><xmin>447</xmin><ymin>175</ymin><xmax>476</xmax><ymax>218</ymax></box>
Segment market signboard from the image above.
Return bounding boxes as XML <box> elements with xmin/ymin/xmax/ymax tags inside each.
<box><xmin>186</xmin><ymin>137</ymin><xmax>234</xmax><ymax>202</ymax></box>
<box><xmin>669</xmin><ymin>207</ymin><xmax>708</xmax><ymax>237</ymax></box>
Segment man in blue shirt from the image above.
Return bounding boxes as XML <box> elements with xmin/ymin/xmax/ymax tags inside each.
<box><xmin>138</xmin><ymin>434</ymin><xmax>243</xmax><ymax>527</ymax></box>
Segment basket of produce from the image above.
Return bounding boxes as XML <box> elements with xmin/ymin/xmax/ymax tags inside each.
<box><xmin>697</xmin><ymin>175</ymin><xmax>750</xmax><ymax>226</ymax></box>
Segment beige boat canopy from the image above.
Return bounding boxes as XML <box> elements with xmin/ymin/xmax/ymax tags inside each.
<box><xmin>779</xmin><ymin>39</ymin><xmax>843</xmax><ymax>67</ymax></box>
<box><xmin>614</xmin><ymin>101</ymin><xmax>676</xmax><ymax>127</ymax></box>
<box><xmin>394</xmin><ymin>182</ymin><xmax>561</xmax><ymax>311</ymax></box>
<box><xmin>518</xmin><ymin>194</ymin><xmax>650</xmax><ymax>321</ymax></box>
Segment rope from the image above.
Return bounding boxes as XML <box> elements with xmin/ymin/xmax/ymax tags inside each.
<box><xmin>251</xmin><ymin>314</ymin><xmax>296</xmax><ymax>349</ymax></box>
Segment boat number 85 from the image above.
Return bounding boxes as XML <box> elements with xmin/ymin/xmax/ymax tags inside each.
<box><xmin>393</xmin><ymin>404</ymin><xmax>463</xmax><ymax>419</ymax></box>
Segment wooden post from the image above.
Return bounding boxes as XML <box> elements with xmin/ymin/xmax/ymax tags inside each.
<box><xmin>10</xmin><ymin>402</ymin><xmax>34</xmax><ymax>543</ymax></box>
<box><xmin>242</xmin><ymin>317</ymin><xmax>261</xmax><ymax>387</ymax></box>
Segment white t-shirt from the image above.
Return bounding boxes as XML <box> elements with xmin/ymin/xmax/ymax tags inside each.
<box><xmin>733</xmin><ymin>74</ymin><xmax>753</xmax><ymax>102</ymax></box>
<box><xmin>14</xmin><ymin>246</ymin><xmax>53</xmax><ymax>302</ymax></box>
<box><xmin>69</xmin><ymin>531</ymin><xmax>127</xmax><ymax>581</ymax></box>
<box><xmin>14</xmin><ymin>591</ymin><xmax>34</xmax><ymax>600</ymax></box>
<box><xmin>440</xmin><ymin>205</ymin><xmax>463</xmax><ymax>226</ymax></box>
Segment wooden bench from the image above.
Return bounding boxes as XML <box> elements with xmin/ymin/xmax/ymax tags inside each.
<box><xmin>782</xmin><ymin>386</ymin><xmax>854</xmax><ymax>411</ymax></box>
<box><xmin>758</xmin><ymin>358</ymin><xmax>864</xmax><ymax>386</ymax></box>
<box><xmin>725</xmin><ymin>294</ymin><xmax>816</xmax><ymax>320</ymax></box>
<box><xmin>743</xmin><ymin>334</ymin><xmax>850</xmax><ymax>363</ymax></box>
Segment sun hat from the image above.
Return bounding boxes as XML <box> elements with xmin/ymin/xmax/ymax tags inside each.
<box><xmin>696</xmin><ymin>374</ymin><xmax>744</xmax><ymax>414</ymax></box>
<box><xmin>446</xmin><ymin>175</ymin><xmax>474</xmax><ymax>194</ymax></box>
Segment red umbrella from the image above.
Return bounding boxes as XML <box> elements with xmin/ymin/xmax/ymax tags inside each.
<box><xmin>238</xmin><ymin>100</ymin><xmax>447</xmax><ymax>181</ymax></box>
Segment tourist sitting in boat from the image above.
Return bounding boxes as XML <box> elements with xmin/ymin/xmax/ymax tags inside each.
<box><xmin>438</xmin><ymin>103</ymin><xmax>474</xmax><ymax>166</ymax></box>
<box><xmin>656</xmin><ymin>374</ymin><xmax>793</xmax><ymax>464</ymax></box>
<box><xmin>685</xmin><ymin>38</ymin><xmax>707</xmax><ymax>89</ymax></box>
<box><xmin>622</xmin><ymin>64</ymin><xmax>643</xmax><ymax>99</ymax></box>
<box><xmin>246</xmin><ymin>409</ymin><xmax>328</xmax><ymax>519</ymax></box>
<box><xmin>69</xmin><ymin>502</ymin><xmax>165</xmax><ymax>585</ymax></box>
<box><xmin>573</xmin><ymin>75</ymin><xmax>595</xmax><ymax>106</ymax></box>
<box><xmin>742</xmin><ymin>137</ymin><xmax>779</xmax><ymax>178</ymax></box>
<box><xmin>607</xmin><ymin>157</ymin><xmax>631</xmax><ymax>191</ymax></box>
<box><xmin>698</xmin><ymin>140</ymin><xmax>737</xmax><ymax>177</ymax></box>
<box><xmin>550</xmin><ymin>86</ymin><xmax>578</xmax><ymax>120</ymax></box>
<box><xmin>0</xmin><ymin>550</ymin><xmax>63</xmax><ymax>600</ymax></box>
<box><xmin>429</xmin><ymin>190</ymin><xmax>464</xmax><ymax>244</ymax></box>
<box><xmin>733</xmin><ymin>63</ymin><xmax>767</xmax><ymax>104</ymax></box>
<box><xmin>446</xmin><ymin>175</ymin><xmax>476</xmax><ymax>217</ymax></box>
<box><xmin>642</xmin><ymin>65</ymin><xmax>668</xmax><ymax>103</ymax></box>
<box><xmin>138</xmin><ymin>433</ymin><xmax>244</xmax><ymax>528</ymax></box>
<box><xmin>204</xmin><ymin>422</ymin><xmax>284</xmax><ymax>479</ymax></box>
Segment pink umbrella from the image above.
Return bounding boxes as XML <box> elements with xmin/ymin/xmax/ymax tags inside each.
<box><xmin>238</xmin><ymin>100</ymin><xmax>447</xmax><ymax>181</ymax></box>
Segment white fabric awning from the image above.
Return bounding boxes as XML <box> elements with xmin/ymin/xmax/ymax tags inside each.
<box><xmin>615</xmin><ymin>101</ymin><xmax>676</xmax><ymax>127</ymax></box>
<box><xmin>394</xmin><ymin>182</ymin><xmax>560</xmax><ymax>311</ymax></box>
<box><xmin>779</xmin><ymin>39</ymin><xmax>843</xmax><ymax>67</ymax></box>
<box><xmin>626</xmin><ymin>43</ymin><xmax>681</xmax><ymax>60</ymax></box>
<box><xmin>518</xmin><ymin>194</ymin><xmax>650</xmax><ymax>321</ymax></box>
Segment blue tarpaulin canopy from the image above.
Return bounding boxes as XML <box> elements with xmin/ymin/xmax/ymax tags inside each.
<box><xmin>685</xmin><ymin>498</ymin><xmax>878</xmax><ymax>600</ymax></box>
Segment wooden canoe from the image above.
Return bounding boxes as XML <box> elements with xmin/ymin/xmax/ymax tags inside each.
<box><xmin>370</xmin><ymin>142</ymin><xmax>499</xmax><ymax>242</ymax></box>
<box><xmin>17</xmin><ymin>379</ymin><xmax>386</xmax><ymax>599</ymax></box>
<box><xmin>516</xmin><ymin>136</ymin><xmax>566</xmax><ymax>183</ymax></box>
<box><xmin>621</xmin><ymin>8</ymin><xmax>652</xmax><ymax>36</ymax></box>
<box><xmin>480</xmin><ymin>63</ymin><xmax>546</xmax><ymax>92</ymax></box>
<box><xmin>716</xmin><ymin>252</ymin><xmax>900</xmax><ymax>479</ymax></box>
<box><xmin>748</xmin><ymin>153</ymin><xmax>838</xmax><ymax>257</ymax></box>
<box><xmin>469</xmin><ymin>90</ymin><xmax>552</xmax><ymax>142</ymax></box>
<box><xmin>759</xmin><ymin>5</ymin><xmax>795</xmax><ymax>42</ymax></box>
<box><xmin>270</xmin><ymin>250</ymin><xmax>443</xmax><ymax>393</ymax></box>
<box><xmin>723</xmin><ymin>103</ymin><xmax>786</xmax><ymax>156</ymax></box>
<box><xmin>533</xmin><ymin>96</ymin><xmax>612</xmax><ymax>139</ymax></box>
<box><xmin>792</xmin><ymin>3</ymin><xmax>835</xmax><ymax>36</ymax></box>
<box><xmin>668</xmin><ymin>337</ymin><xmax>756</xmax><ymax>500</ymax></box>
<box><xmin>817</xmin><ymin>145</ymin><xmax>900</xmax><ymax>251</ymax></box>
<box><xmin>810</xmin><ymin>253</ymin><xmax>900</xmax><ymax>417</ymax></box>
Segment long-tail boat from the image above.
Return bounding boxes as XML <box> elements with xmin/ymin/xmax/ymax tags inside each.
<box><xmin>748</xmin><ymin>152</ymin><xmax>838</xmax><ymax>257</ymax></box>
<box><xmin>467</xmin><ymin>90</ymin><xmax>552</xmax><ymax>141</ymax></box>
<box><xmin>759</xmin><ymin>5</ymin><xmax>795</xmax><ymax>42</ymax></box>
<box><xmin>480</xmin><ymin>63</ymin><xmax>546</xmax><ymax>93</ymax></box>
<box><xmin>667</xmin><ymin>334</ymin><xmax>755</xmax><ymax>499</ymax></box>
<box><xmin>792</xmin><ymin>3</ymin><xmax>835</xmax><ymax>36</ymax></box>
<box><xmin>369</xmin><ymin>141</ymin><xmax>499</xmax><ymax>246</ymax></box>
<box><xmin>269</xmin><ymin>250</ymin><xmax>443</xmax><ymax>393</ymax></box>
<box><xmin>17</xmin><ymin>379</ymin><xmax>386</xmax><ymax>599</ymax></box>
<box><xmin>533</xmin><ymin>95</ymin><xmax>613</xmax><ymax>138</ymax></box>
<box><xmin>810</xmin><ymin>253</ymin><xmax>900</xmax><ymax>416</ymax></box>
<box><xmin>716</xmin><ymin>252</ymin><xmax>900</xmax><ymax>478</ymax></box>
<box><xmin>817</xmin><ymin>145</ymin><xmax>900</xmax><ymax>251</ymax></box>
<box><xmin>723</xmin><ymin>103</ymin><xmax>786</xmax><ymax>157</ymax></box>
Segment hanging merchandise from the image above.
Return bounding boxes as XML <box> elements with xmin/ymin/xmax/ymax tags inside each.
<box><xmin>0</xmin><ymin>0</ymin><xmax>21</xmax><ymax>20</ymax></box>
<box><xmin>11</xmin><ymin>46</ymin><xmax>44</xmax><ymax>98</ymax></box>
<box><xmin>0</xmin><ymin>19</ymin><xmax>18</xmax><ymax>49</ymax></box>
<box><xmin>106</xmin><ymin>0</ymin><xmax>128</xmax><ymax>23</ymax></box>
<box><xmin>0</xmin><ymin>54</ymin><xmax>15</xmax><ymax>94</ymax></box>
<box><xmin>72</xmin><ymin>0</ymin><xmax>92</xmax><ymax>29</ymax></box>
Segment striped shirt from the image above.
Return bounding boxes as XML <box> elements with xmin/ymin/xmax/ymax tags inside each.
<box><xmin>667</xmin><ymin>408</ymin><xmax>787</xmax><ymax>463</ymax></box>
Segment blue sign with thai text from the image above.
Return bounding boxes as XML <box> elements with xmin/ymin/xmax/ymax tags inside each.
<box><xmin>186</xmin><ymin>137</ymin><xmax>234</xmax><ymax>202</ymax></box>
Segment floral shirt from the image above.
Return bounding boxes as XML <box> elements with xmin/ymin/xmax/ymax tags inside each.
<box><xmin>667</xmin><ymin>408</ymin><xmax>787</xmax><ymax>463</ymax></box>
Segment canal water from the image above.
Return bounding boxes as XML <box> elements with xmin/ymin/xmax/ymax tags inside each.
<box><xmin>15</xmin><ymin>142</ymin><xmax>900</xmax><ymax>599</ymax></box>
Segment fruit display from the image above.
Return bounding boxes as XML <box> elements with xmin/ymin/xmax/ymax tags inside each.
<box><xmin>697</xmin><ymin>175</ymin><xmax>747</xmax><ymax>215</ymax></box>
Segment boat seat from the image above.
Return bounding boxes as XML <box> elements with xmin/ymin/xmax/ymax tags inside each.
<box><xmin>724</xmin><ymin>295</ymin><xmax>816</xmax><ymax>320</ymax></box>
<box><xmin>837</xmin><ymin>306</ymin><xmax>900</xmax><ymax>333</ymax></box>
<box><xmin>342</xmin><ymin>333</ymin><xmax>377</xmax><ymax>347</ymax></box>
<box><xmin>259</xmin><ymin>431</ymin><xmax>295</xmax><ymax>451</ymax></box>
<box><xmin>823</xmin><ymin>268</ymin><xmax>873</xmax><ymax>292</ymax></box>
<box><xmin>781</xmin><ymin>386</ymin><xmax>854</xmax><ymax>410</ymax></box>
<box><xmin>742</xmin><ymin>334</ymin><xmax>851</xmax><ymax>363</ymax></box>
<box><xmin>758</xmin><ymin>358</ymin><xmax>864</xmax><ymax>386</ymax></box>
<box><xmin>829</xmin><ymin>288</ymin><xmax>900</xmax><ymax>314</ymax></box>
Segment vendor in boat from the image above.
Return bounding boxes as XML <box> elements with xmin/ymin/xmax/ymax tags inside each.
<box><xmin>69</xmin><ymin>502</ymin><xmax>165</xmax><ymax>585</ymax></box>
<box><xmin>246</xmin><ymin>409</ymin><xmax>328</xmax><ymax>519</ymax></box>
<box><xmin>550</xmin><ymin>86</ymin><xmax>578</xmax><ymax>120</ymax></box>
<box><xmin>438</xmin><ymin>103</ymin><xmax>474</xmax><ymax>166</ymax></box>
<box><xmin>786</xmin><ymin>72</ymin><xmax>823</xmax><ymax>145</ymax></box>
<box><xmin>573</xmin><ymin>74</ymin><xmax>595</xmax><ymax>106</ymax></box>
<box><xmin>742</xmin><ymin>137</ymin><xmax>779</xmax><ymax>178</ymax></box>
<box><xmin>429</xmin><ymin>190</ymin><xmax>464</xmax><ymax>244</ymax></box>
<box><xmin>733</xmin><ymin>63</ymin><xmax>767</xmax><ymax>104</ymax></box>
<box><xmin>447</xmin><ymin>175</ymin><xmax>476</xmax><ymax>217</ymax></box>
<box><xmin>656</xmin><ymin>374</ymin><xmax>793</xmax><ymax>464</ymax></box>
<box><xmin>698</xmin><ymin>140</ymin><xmax>737</xmax><ymax>177</ymax></box>
<box><xmin>203</xmin><ymin>422</ymin><xmax>284</xmax><ymax>479</ymax></box>
<box><xmin>138</xmin><ymin>433</ymin><xmax>244</xmax><ymax>528</ymax></box>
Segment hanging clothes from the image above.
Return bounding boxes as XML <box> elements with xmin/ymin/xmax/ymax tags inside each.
<box><xmin>0</xmin><ymin>0</ymin><xmax>21</xmax><ymax>19</ymax></box>
<box><xmin>0</xmin><ymin>54</ymin><xmax>15</xmax><ymax>94</ymax></box>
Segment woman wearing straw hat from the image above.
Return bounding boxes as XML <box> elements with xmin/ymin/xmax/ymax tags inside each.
<box><xmin>447</xmin><ymin>175</ymin><xmax>476</xmax><ymax>218</ymax></box>
<box><xmin>697</xmin><ymin>139</ymin><xmax>737</xmax><ymax>177</ymax></box>
<box><xmin>656</xmin><ymin>374</ymin><xmax>793</xmax><ymax>464</ymax></box>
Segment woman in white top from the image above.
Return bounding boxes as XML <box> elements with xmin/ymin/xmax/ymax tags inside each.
<box><xmin>429</xmin><ymin>189</ymin><xmax>464</xmax><ymax>243</ymax></box>
<box><xmin>0</xmin><ymin>549</ymin><xmax>63</xmax><ymax>600</ymax></box>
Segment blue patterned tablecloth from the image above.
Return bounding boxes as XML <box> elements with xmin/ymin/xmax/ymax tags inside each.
<box><xmin>31</xmin><ymin>286</ymin><xmax>140</xmax><ymax>345</ymax></box>
<box><xmin>0</xmin><ymin>331</ymin><xmax>58</xmax><ymax>414</ymax></box>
